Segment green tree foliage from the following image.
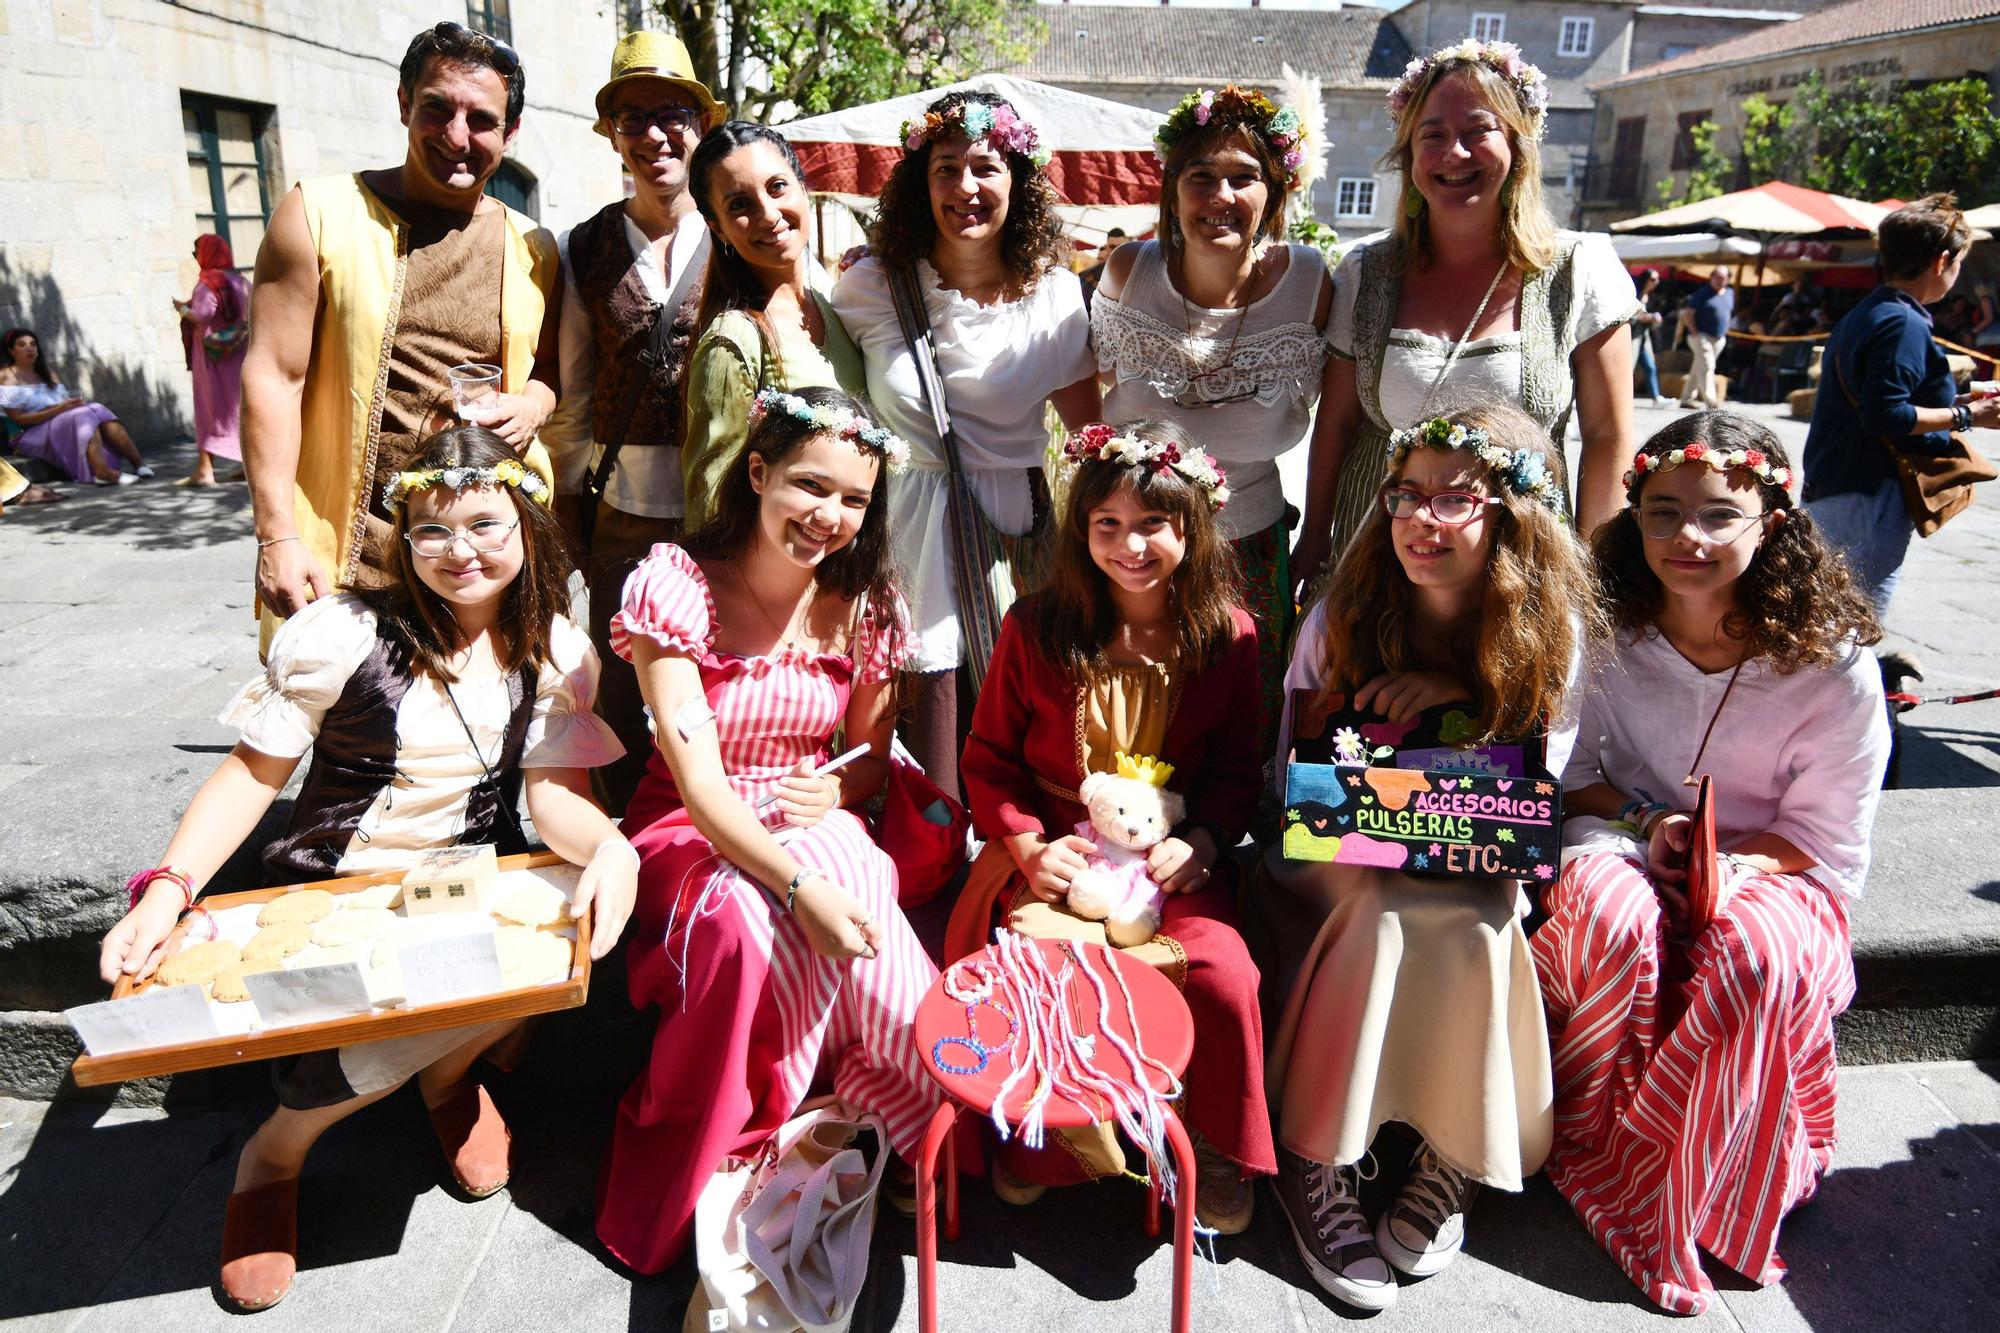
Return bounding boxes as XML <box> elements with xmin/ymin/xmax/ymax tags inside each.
<box><xmin>1654</xmin><ymin>119</ymin><xmax>1730</xmax><ymax>205</ymax></box>
<box><xmin>645</xmin><ymin>0</ymin><xmax>1036</xmax><ymax>123</ymax></box>
<box><xmin>1738</xmin><ymin>74</ymin><xmax>2000</xmax><ymax>203</ymax></box>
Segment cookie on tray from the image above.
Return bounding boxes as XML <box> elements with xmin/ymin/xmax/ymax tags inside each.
<box><xmin>257</xmin><ymin>888</ymin><xmax>336</xmax><ymax>928</ymax></box>
<box><xmin>242</xmin><ymin>921</ymin><xmax>312</xmax><ymax>965</ymax></box>
<box><xmin>490</xmin><ymin>879</ymin><xmax>574</xmax><ymax>929</ymax></box>
<box><xmin>155</xmin><ymin>939</ymin><xmax>242</xmax><ymax>989</ymax></box>
<box><xmin>340</xmin><ymin>881</ymin><xmax>405</xmax><ymax>911</ymax></box>
<box><xmin>310</xmin><ymin>906</ymin><xmax>397</xmax><ymax>948</ymax></box>
<box><xmin>495</xmin><ymin>925</ymin><xmax>571</xmax><ymax>988</ymax></box>
<box><xmin>210</xmin><ymin>959</ymin><xmax>284</xmax><ymax>1004</ymax></box>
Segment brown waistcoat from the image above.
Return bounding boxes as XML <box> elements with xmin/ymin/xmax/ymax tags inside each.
<box><xmin>568</xmin><ymin>200</ymin><xmax>706</xmax><ymax>452</ymax></box>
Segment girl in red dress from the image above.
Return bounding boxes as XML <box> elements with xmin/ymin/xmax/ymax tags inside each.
<box><xmin>596</xmin><ymin>387</ymin><xmax>940</xmax><ymax>1275</ymax></box>
<box><xmin>950</xmin><ymin>419</ymin><xmax>1274</xmax><ymax>1234</ymax></box>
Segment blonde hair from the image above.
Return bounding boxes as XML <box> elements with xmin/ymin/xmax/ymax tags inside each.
<box><xmin>1310</xmin><ymin>404</ymin><xmax>1601</xmax><ymax>743</ymax></box>
<box><xmin>1382</xmin><ymin>62</ymin><xmax>1557</xmax><ymax>276</ymax></box>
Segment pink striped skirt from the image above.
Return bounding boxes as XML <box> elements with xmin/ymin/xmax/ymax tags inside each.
<box><xmin>1531</xmin><ymin>850</ymin><xmax>1855</xmax><ymax>1314</ymax></box>
<box><xmin>597</xmin><ymin>803</ymin><xmax>940</xmax><ymax>1275</ymax></box>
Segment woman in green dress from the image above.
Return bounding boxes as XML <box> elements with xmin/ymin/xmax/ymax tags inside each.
<box><xmin>680</xmin><ymin>122</ymin><xmax>865</xmax><ymax>531</ymax></box>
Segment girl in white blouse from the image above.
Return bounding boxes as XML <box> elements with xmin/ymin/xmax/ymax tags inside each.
<box><xmin>96</xmin><ymin>427</ymin><xmax>634</xmax><ymax>1313</ymax></box>
<box><xmin>1534</xmin><ymin>411</ymin><xmax>1889</xmax><ymax>1316</ymax></box>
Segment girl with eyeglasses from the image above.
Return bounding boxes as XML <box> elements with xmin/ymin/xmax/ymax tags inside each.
<box><xmin>1531</xmin><ymin>411</ymin><xmax>1888</xmax><ymax>1315</ymax></box>
<box><xmin>1257</xmin><ymin>403</ymin><xmax>1599</xmax><ymax>1311</ymax></box>
<box><xmin>1091</xmin><ymin>86</ymin><xmax>1335</xmax><ymax>754</ymax></box>
<box><xmin>96</xmin><ymin>425</ymin><xmax>632</xmax><ymax>1312</ymax></box>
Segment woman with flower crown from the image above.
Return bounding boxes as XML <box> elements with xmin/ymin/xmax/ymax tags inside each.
<box><xmin>1092</xmin><ymin>84</ymin><xmax>1334</xmax><ymax>754</ymax></box>
<box><xmin>832</xmin><ymin>90</ymin><xmax>1099</xmax><ymax>801</ymax></box>
<box><xmin>595</xmin><ymin>386</ymin><xmax>944</xmax><ymax>1276</ymax></box>
<box><xmin>1290</xmin><ymin>40</ymin><xmax>1639</xmax><ymax>591</ymax></box>
<box><xmin>951</xmin><ymin>418</ymin><xmax>1274</xmax><ymax>1235</ymax></box>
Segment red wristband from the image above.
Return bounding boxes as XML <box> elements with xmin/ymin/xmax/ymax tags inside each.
<box><xmin>126</xmin><ymin>866</ymin><xmax>195</xmax><ymax>912</ymax></box>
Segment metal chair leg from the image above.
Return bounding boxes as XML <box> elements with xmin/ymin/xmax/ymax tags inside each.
<box><xmin>1164</xmin><ymin>1112</ymin><xmax>1198</xmax><ymax>1333</ymax></box>
<box><xmin>916</xmin><ymin>1101</ymin><xmax>958</xmax><ymax>1333</ymax></box>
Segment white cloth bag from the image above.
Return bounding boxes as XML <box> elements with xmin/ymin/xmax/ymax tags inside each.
<box><xmin>686</xmin><ymin>1098</ymin><xmax>888</xmax><ymax>1333</ymax></box>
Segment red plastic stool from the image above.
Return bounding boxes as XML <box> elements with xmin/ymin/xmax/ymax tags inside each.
<box><xmin>912</xmin><ymin>938</ymin><xmax>1198</xmax><ymax>1333</ymax></box>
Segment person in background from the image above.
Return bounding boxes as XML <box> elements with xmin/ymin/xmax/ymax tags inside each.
<box><xmin>0</xmin><ymin>457</ymin><xmax>64</xmax><ymax>509</ymax></box>
<box><xmin>0</xmin><ymin>327</ymin><xmax>152</xmax><ymax>484</ymax></box>
<box><xmin>1078</xmin><ymin>226</ymin><xmax>1128</xmax><ymax>303</ymax></box>
<box><xmin>1804</xmin><ymin>193</ymin><xmax>1999</xmax><ymax>616</ymax></box>
<box><xmin>175</xmin><ymin>233</ymin><xmax>251</xmax><ymax>486</ymax></box>
<box><xmin>1631</xmin><ymin>269</ymin><xmax>1665</xmax><ymax>406</ymax></box>
<box><xmin>1677</xmin><ymin>268</ymin><xmax>1732</xmax><ymax>409</ymax></box>
<box><xmin>240</xmin><ymin>22</ymin><xmax>560</xmax><ymax>657</ymax></box>
<box><xmin>537</xmin><ymin>30</ymin><xmax>723</xmax><ymax>815</ymax></box>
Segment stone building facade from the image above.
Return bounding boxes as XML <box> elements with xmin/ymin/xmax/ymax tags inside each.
<box><xmin>0</xmin><ymin>0</ymin><xmax>623</xmax><ymax>442</ymax></box>
<box><xmin>1013</xmin><ymin>0</ymin><xmax>1799</xmax><ymax>233</ymax></box>
<box><xmin>1579</xmin><ymin>0</ymin><xmax>2000</xmax><ymax>230</ymax></box>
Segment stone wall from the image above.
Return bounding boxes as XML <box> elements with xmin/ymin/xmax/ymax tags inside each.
<box><xmin>1580</xmin><ymin>20</ymin><xmax>2000</xmax><ymax>230</ymax></box>
<box><xmin>0</xmin><ymin>0</ymin><xmax>623</xmax><ymax>444</ymax></box>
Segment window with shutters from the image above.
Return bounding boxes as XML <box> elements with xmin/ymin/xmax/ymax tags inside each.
<box><xmin>181</xmin><ymin>93</ymin><xmax>273</xmax><ymax>268</ymax></box>
<box><xmin>1560</xmin><ymin>17</ymin><xmax>1595</xmax><ymax>58</ymax></box>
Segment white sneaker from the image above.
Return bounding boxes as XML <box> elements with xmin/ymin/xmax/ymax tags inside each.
<box><xmin>1272</xmin><ymin>1150</ymin><xmax>1397</xmax><ymax>1310</ymax></box>
<box><xmin>1375</xmin><ymin>1141</ymin><xmax>1477</xmax><ymax>1277</ymax></box>
<box><xmin>97</xmin><ymin>472</ymin><xmax>141</xmax><ymax>486</ymax></box>
<box><xmin>133</xmin><ymin>464</ymin><xmax>156</xmax><ymax>479</ymax></box>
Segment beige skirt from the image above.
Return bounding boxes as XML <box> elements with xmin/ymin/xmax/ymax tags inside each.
<box><xmin>1262</xmin><ymin>848</ymin><xmax>1552</xmax><ymax>1191</ymax></box>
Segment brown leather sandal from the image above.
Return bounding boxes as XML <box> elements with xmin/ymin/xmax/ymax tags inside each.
<box><xmin>428</xmin><ymin>1083</ymin><xmax>511</xmax><ymax>1198</ymax></box>
<box><xmin>219</xmin><ymin>1177</ymin><xmax>299</xmax><ymax>1311</ymax></box>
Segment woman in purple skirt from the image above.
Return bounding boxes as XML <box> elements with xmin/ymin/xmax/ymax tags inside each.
<box><xmin>1</xmin><ymin>327</ymin><xmax>151</xmax><ymax>484</ymax></box>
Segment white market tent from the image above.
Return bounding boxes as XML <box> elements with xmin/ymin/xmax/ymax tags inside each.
<box><xmin>782</xmin><ymin>73</ymin><xmax>1167</xmax><ymax>259</ymax></box>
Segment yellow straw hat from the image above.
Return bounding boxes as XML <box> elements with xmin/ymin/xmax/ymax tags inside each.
<box><xmin>593</xmin><ymin>31</ymin><xmax>724</xmax><ymax>137</ymax></box>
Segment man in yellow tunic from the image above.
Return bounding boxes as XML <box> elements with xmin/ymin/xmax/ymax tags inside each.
<box><xmin>241</xmin><ymin>22</ymin><xmax>560</xmax><ymax>652</ymax></box>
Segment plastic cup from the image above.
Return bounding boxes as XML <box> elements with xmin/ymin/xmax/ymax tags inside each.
<box><xmin>448</xmin><ymin>363</ymin><xmax>503</xmax><ymax>422</ymax></box>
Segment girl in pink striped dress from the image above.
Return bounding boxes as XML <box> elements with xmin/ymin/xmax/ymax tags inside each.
<box><xmin>1535</xmin><ymin>411</ymin><xmax>1890</xmax><ymax>1314</ymax></box>
<box><xmin>595</xmin><ymin>387</ymin><xmax>941</xmax><ymax>1276</ymax></box>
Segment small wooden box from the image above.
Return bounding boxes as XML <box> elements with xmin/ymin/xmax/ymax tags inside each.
<box><xmin>402</xmin><ymin>843</ymin><xmax>499</xmax><ymax>915</ymax></box>
<box><xmin>70</xmin><ymin>852</ymin><xmax>590</xmax><ymax>1088</ymax></box>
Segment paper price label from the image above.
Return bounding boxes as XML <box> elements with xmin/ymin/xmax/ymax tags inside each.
<box><xmin>399</xmin><ymin>931</ymin><xmax>505</xmax><ymax>1008</ymax></box>
<box><xmin>243</xmin><ymin>962</ymin><xmax>374</xmax><ymax>1026</ymax></box>
<box><xmin>67</xmin><ymin>985</ymin><xmax>221</xmax><ymax>1055</ymax></box>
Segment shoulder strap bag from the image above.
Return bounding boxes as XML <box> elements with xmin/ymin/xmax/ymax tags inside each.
<box><xmin>578</xmin><ymin>228</ymin><xmax>708</xmax><ymax>555</ymax></box>
<box><xmin>884</xmin><ymin>265</ymin><xmax>1043</xmax><ymax>690</ymax></box>
<box><xmin>1831</xmin><ymin>351</ymin><xmax>1996</xmax><ymax>537</ymax></box>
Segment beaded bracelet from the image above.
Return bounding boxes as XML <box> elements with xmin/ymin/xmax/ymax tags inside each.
<box><xmin>126</xmin><ymin>865</ymin><xmax>195</xmax><ymax>912</ymax></box>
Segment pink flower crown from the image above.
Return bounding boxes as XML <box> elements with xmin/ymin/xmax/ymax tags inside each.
<box><xmin>1623</xmin><ymin>442</ymin><xmax>1793</xmax><ymax>491</ymax></box>
<box><xmin>900</xmin><ymin>100</ymin><xmax>1051</xmax><ymax>168</ymax></box>
<box><xmin>1063</xmin><ymin>423</ymin><xmax>1230</xmax><ymax>510</ymax></box>
<box><xmin>1154</xmin><ymin>85</ymin><xmax>1309</xmax><ymax>189</ymax></box>
<box><xmin>1387</xmin><ymin>39</ymin><xmax>1550</xmax><ymax>140</ymax></box>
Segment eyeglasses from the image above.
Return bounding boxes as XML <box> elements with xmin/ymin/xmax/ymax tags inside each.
<box><xmin>1382</xmin><ymin>486</ymin><xmax>1500</xmax><ymax>526</ymax></box>
<box><xmin>428</xmin><ymin>20</ymin><xmax>520</xmax><ymax>76</ymax></box>
<box><xmin>1636</xmin><ymin>503</ymin><xmax>1767</xmax><ymax>542</ymax></box>
<box><xmin>406</xmin><ymin>517</ymin><xmax>519</xmax><ymax>558</ymax></box>
<box><xmin>610</xmin><ymin>105</ymin><xmax>701</xmax><ymax>138</ymax></box>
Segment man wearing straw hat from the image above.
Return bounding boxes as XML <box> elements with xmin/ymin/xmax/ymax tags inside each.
<box><xmin>541</xmin><ymin>31</ymin><xmax>725</xmax><ymax>812</ymax></box>
<box><xmin>241</xmin><ymin>22</ymin><xmax>561</xmax><ymax>654</ymax></box>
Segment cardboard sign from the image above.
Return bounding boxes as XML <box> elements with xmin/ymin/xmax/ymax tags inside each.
<box><xmin>243</xmin><ymin>961</ymin><xmax>374</xmax><ymax>1026</ymax></box>
<box><xmin>1281</xmin><ymin>690</ymin><xmax>1564</xmax><ymax>881</ymax></box>
<box><xmin>67</xmin><ymin>984</ymin><xmax>220</xmax><ymax>1055</ymax></box>
<box><xmin>399</xmin><ymin>931</ymin><xmax>505</xmax><ymax>1008</ymax></box>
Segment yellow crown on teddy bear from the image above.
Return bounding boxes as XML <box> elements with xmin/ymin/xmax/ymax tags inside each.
<box><xmin>1115</xmin><ymin>751</ymin><xmax>1175</xmax><ymax>787</ymax></box>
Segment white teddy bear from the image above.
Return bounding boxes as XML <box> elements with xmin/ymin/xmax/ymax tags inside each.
<box><xmin>1064</xmin><ymin>753</ymin><xmax>1186</xmax><ymax>948</ymax></box>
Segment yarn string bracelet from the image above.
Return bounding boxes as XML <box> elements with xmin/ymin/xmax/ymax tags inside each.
<box><xmin>124</xmin><ymin>865</ymin><xmax>219</xmax><ymax>942</ymax></box>
<box><xmin>932</xmin><ymin>958</ymin><xmax>1020</xmax><ymax>1076</ymax></box>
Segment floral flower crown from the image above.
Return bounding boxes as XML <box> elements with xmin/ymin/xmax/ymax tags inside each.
<box><xmin>1154</xmin><ymin>85</ymin><xmax>1309</xmax><ymax>188</ymax></box>
<box><xmin>900</xmin><ymin>99</ymin><xmax>1051</xmax><ymax>169</ymax></box>
<box><xmin>1387</xmin><ymin>40</ymin><xmax>1551</xmax><ymax>140</ymax></box>
<box><xmin>383</xmin><ymin>458</ymin><xmax>548</xmax><ymax>511</ymax></box>
<box><xmin>1063</xmin><ymin>423</ymin><xmax>1230</xmax><ymax>510</ymax></box>
<box><xmin>1386</xmin><ymin>417</ymin><xmax>1567</xmax><ymax>516</ymax></box>
<box><xmin>751</xmin><ymin>389</ymin><xmax>912</xmax><ymax>474</ymax></box>
<box><xmin>1624</xmin><ymin>442</ymin><xmax>1792</xmax><ymax>492</ymax></box>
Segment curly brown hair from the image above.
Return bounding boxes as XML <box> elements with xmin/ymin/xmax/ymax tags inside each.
<box><xmin>1310</xmin><ymin>403</ymin><xmax>1602</xmax><ymax>743</ymax></box>
<box><xmin>1035</xmin><ymin>420</ymin><xmax>1242</xmax><ymax>678</ymax></box>
<box><xmin>866</xmin><ymin>91</ymin><xmax>1068</xmax><ymax>290</ymax></box>
<box><xmin>1595</xmin><ymin>412</ymin><xmax>1880</xmax><ymax>672</ymax></box>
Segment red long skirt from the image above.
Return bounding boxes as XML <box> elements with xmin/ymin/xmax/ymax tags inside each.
<box><xmin>1531</xmin><ymin>850</ymin><xmax>1855</xmax><ymax>1314</ymax></box>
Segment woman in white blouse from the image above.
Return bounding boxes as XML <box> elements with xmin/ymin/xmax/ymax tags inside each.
<box><xmin>833</xmin><ymin>90</ymin><xmax>1098</xmax><ymax>798</ymax></box>
<box><xmin>1292</xmin><ymin>40</ymin><xmax>1637</xmax><ymax>588</ymax></box>
<box><xmin>1535</xmin><ymin>412</ymin><xmax>1889</xmax><ymax>1316</ymax></box>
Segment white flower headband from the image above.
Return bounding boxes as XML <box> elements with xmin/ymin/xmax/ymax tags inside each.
<box><xmin>1064</xmin><ymin>423</ymin><xmax>1230</xmax><ymax>510</ymax></box>
<box><xmin>751</xmin><ymin>389</ymin><xmax>911</xmax><ymax>473</ymax></box>
<box><xmin>383</xmin><ymin>458</ymin><xmax>548</xmax><ymax>511</ymax></box>
<box><xmin>1624</xmin><ymin>442</ymin><xmax>1792</xmax><ymax>492</ymax></box>
<box><xmin>1387</xmin><ymin>39</ymin><xmax>1550</xmax><ymax>140</ymax></box>
<box><xmin>1386</xmin><ymin>417</ymin><xmax>1567</xmax><ymax>516</ymax></box>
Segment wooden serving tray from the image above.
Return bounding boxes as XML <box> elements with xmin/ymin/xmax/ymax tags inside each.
<box><xmin>71</xmin><ymin>851</ymin><xmax>591</xmax><ymax>1087</ymax></box>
